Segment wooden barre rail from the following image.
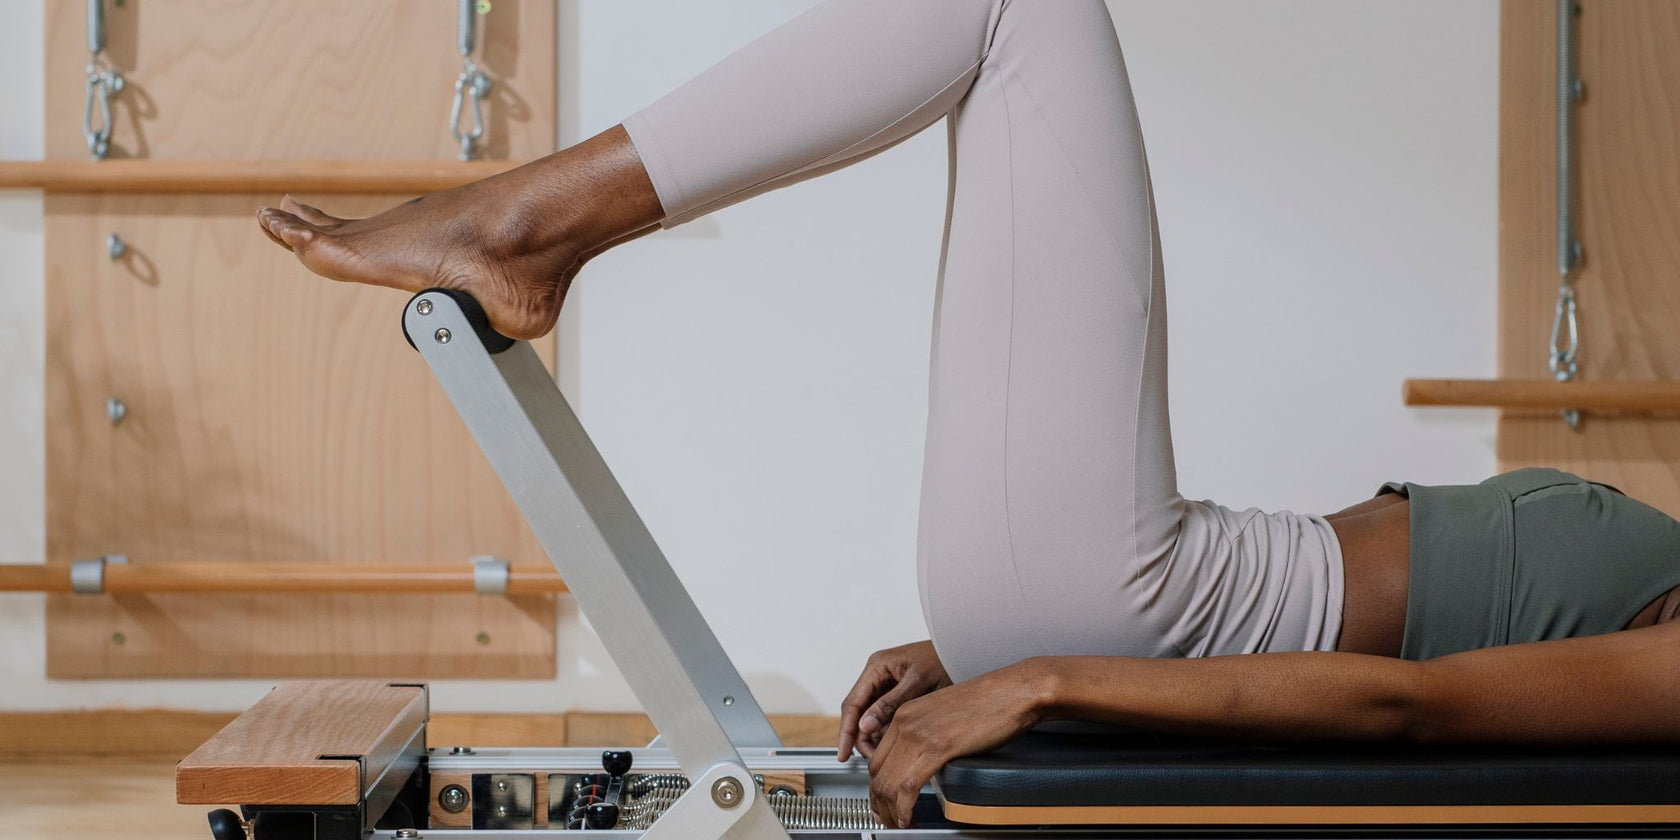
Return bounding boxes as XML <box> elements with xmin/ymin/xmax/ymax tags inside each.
<box><xmin>1404</xmin><ymin>379</ymin><xmax>1680</xmax><ymax>413</ymax></box>
<box><xmin>0</xmin><ymin>562</ymin><xmax>566</xmax><ymax>595</ymax></box>
<box><xmin>0</xmin><ymin>160</ymin><xmax>523</xmax><ymax>193</ymax></box>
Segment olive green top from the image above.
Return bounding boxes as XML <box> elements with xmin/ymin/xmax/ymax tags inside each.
<box><xmin>1378</xmin><ymin>468</ymin><xmax>1680</xmax><ymax>661</ymax></box>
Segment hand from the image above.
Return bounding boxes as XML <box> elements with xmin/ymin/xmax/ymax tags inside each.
<box><xmin>867</xmin><ymin>660</ymin><xmax>1056</xmax><ymax>828</ymax></box>
<box><xmin>838</xmin><ymin>641</ymin><xmax>952</xmax><ymax>760</ymax></box>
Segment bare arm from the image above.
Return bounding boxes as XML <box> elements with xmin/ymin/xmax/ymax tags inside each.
<box><xmin>865</xmin><ymin>620</ymin><xmax>1680</xmax><ymax>827</ymax></box>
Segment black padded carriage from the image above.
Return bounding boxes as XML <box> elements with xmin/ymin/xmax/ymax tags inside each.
<box><xmin>935</xmin><ymin>729</ymin><xmax>1680</xmax><ymax>827</ymax></box>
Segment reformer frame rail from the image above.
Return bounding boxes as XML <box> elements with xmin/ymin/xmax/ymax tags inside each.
<box><xmin>403</xmin><ymin>289</ymin><xmax>791</xmax><ymax>840</ymax></box>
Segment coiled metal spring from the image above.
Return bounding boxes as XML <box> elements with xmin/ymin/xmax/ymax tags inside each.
<box><xmin>608</xmin><ymin>774</ymin><xmax>884</xmax><ymax>831</ymax></box>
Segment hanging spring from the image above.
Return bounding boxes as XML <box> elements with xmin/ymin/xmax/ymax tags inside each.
<box><xmin>450</xmin><ymin>0</ymin><xmax>493</xmax><ymax>161</ymax></box>
<box><xmin>1549</xmin><ymin>0</ymin><xmax>1583</xmax><ymax>428</ymax></box>
<box><xmin>83</xmin><ymin>0</ymin><xmax>124</xmax><ymax>160</ymax></box>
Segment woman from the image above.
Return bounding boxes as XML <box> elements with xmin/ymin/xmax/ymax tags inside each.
<box><xmin>257</xmin><ymin>1</ymin><xmax>1680</xmax><ymax>828</ymax></box>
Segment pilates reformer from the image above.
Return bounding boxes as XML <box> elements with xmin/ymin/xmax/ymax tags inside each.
<box><xmin>176</xmin><ymin>289</ymin><xmax>1680</xmax><ymax>839</ymax></box>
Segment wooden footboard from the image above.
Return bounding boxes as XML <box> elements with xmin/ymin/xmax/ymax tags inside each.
<box><xmin>176</xmin><ymin>681</ymin><xmax>427</xmax><ymax>807</ymax></box>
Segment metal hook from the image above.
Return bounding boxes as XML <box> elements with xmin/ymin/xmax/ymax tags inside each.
<box><xmin>451</xmin><ymin>60</ymin><xmax>492</xmax><ymax>161</ymax></box>
<box><xmin>449</xmin><ymin>0</ymin><xmax>492</xmax><ymax>161</ymax></box>
<box><xmin>1548</xmin><ymin>284</ymin><xmax>1579</xmax><ymax>382</ymax></box>
<box><xmin>83</xmin><ymin>0</ymin><xmax>123</xmax><ymax>160</ymax></box>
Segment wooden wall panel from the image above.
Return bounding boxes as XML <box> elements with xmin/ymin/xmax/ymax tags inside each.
<box><xmin>41</xmin><ymin>1</ymin><xmax>559</xmax><ymax>677</ymax></box>
<box><xmin>1498</xmin><ymin>1</ymin><xmax>1680</xmax><ymax>515</ymax></box>
<box><xmin>44</xmin><ymin>0</ymin><xmax>554</xmax><ymax>161</ymax></box>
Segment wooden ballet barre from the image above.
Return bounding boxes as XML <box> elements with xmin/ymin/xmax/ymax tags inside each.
<box><xmin>1404</xmin><ymin>379</ymin><xmax>1680</xmax><ymax>414</ymax></box>
<box><xmin>0</xmin><ymin>561</ymin><xmax>566</xmax><ymax>595</ymax></box>
<box><xmin>0</xmin><ymin>159</ymin><xmax>522</xmax><ymax>194</ymax></box>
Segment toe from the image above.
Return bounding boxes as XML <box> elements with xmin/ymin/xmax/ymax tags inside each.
<box><xmin>260</xmin><ymin>208</ymin><xmax>320</xmax><ymax>253</ymax></box>
<box><xmin>281</xmin><ymin>194</ymin><xmax>351</xmax><ymax>227</ymax></box>
<box><xmin>256</xmin><ymin>207</ymin><xmax>293</xmax><ymax>251</ymax></box>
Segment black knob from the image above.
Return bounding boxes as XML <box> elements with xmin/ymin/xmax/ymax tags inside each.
<box><xmin>602</xmin><ymin>749</ymin><xmax>633</xmax><ymax>777</ymax></box>
<box><xmin>206</xmin><ymin>809</ymin><xmax>244</xmax><ymax>840</ymax></box>
<box><xmin>584</xmin><ymin>802</ymin><xmax>621</xmax><ymax>830</ymax></box>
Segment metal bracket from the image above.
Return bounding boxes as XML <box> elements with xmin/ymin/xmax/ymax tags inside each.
<box><xmin>404</xmin><ymin>290</ymin><xmax>783</xmax><ymax>779</ymax></box>
<box><xmin>639</xmin><ymin>762</ymin><xmax>785</xmax><ymax>840</ymax></box>
<box><xmin>471</xmin><ymin>555</ymin><xmax>509</xmax><ymax>595</ymax></box>
<box><xmin>69</xmin><ymin>554</ymin><xmax>127</xmax><ymax>595</ymax></box>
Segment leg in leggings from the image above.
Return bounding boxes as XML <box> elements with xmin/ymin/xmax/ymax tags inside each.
<box><xmin>261</xmin><ymin>0</ymin><xmax>1344</xmax><ymax>678</ymax></box>
<box><xmin>656</xmin><ymin>1</ymin><xmax>1350</xmax><ymax>680</ymax></box>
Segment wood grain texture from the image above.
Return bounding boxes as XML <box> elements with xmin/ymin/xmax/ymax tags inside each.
<box><xmin>0</xmin><ymin>160</ymin><xmax>522</xmax><ymax>193</ymax></box>
<box><xmin>1498</xmin><ymin>1</ymin><xmax>1680</xmax><ymax>514</ymax></box>
<box><xmin>6</xmin><ymin>759</ymin><xmax>220</xmax><ymax>840</ymax></box>
<box><xmin>41</xmin><ymin>0</ymin><xmax>559</xmax><ymax>678</ymax></box>
<box><xmin>44</xmin><ymin>0</ymin><xmax>554</xmax><ymax>161</ymax></box>
<box><xmin>0</xmin><ymin>561</ymin><xmax>567</xmax><ymax>594</ymax></box>
<box><xmin>1405</xmin><ymin>379</ymin><xmax>1680</xmax><ymax>413</ymax></box>
<box><xmin>176</xmin><ymin>681</ymin><xmax>426</xmax><ymax>806</ymax></box>
<box><xmin>45</xmin><ymin>193</ymin><xmax>557</xmax><ymax>678</ymax></box>
<box><xmin>0</xmin><ymin>710</ymin><xmax>843</xmax><ymax>759</ymax></box>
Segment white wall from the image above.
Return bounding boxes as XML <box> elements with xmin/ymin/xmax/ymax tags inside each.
<box><xmin>0</xmin><ymin>0</ymin><xmax>1498</xmax><ymax>715</ymax></box>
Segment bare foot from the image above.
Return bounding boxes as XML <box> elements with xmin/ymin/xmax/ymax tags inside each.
<box><xmin>256</xmin><ymin>126</ymin><xmax>663</xmax><ymax>340</ymax></box>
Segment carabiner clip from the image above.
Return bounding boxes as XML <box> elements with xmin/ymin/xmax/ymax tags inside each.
<box><xmin>83</xmin><ymin>57</ymin><xmax>123</xmax><ymax>160</ymax></box>
<box><xmin>1548</xmin><ymin>283</ymin><xmax>1579</xmax><ymax>382</ymax></box>
<box><xmin>451</xmin><ymin>59</ymin><xmax>492</xmax><ymax>161</ymax></box>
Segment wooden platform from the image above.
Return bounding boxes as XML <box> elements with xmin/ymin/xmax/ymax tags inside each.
<box><xmin>176</xmin><ymin>681</ymin><xmax>426</xmax><ymax>806</ymax></box>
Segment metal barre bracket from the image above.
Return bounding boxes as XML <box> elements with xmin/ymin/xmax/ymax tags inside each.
<box><xmin>69</xmin><ymin>554</ymin><xmax>127</xmax><ymax>595</ymax></box>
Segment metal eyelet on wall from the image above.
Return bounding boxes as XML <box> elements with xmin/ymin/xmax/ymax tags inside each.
<box><xmin>1549</xmin><ymin>0</ymin><xmax>1584</xmax><ymax>429</ymax></box>
<box><xmin>450</xmin><ymin>0</ymin><xmax>494</xmax><ymax>161</ymax></box>
<box><xmin>83</xmin><ymin>0</ymin><xmax>124</xmax><ymax>160</ymax></box>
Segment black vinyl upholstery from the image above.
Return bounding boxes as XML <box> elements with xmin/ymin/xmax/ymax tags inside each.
<box><xmin>936</xmin><ymin>729</ymin><xmax>1680</xmax><ymax>809</ymax></box>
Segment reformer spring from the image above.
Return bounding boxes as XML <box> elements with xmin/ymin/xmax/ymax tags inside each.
<box><xmin>594</xmin><ymin>773</ymin><xmax>886</xmax><ymax>832</ymax></box>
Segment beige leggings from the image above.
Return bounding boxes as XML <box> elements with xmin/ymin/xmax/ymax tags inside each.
<box><xmin>624</xmin><ymin>0</ymin><xmax>1343</xmax><ymax>682</ymax></box>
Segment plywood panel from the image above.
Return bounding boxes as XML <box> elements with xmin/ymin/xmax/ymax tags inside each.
<box><xmin>41</xmin><ymin>0</ymin><xmax>558</xmax><ymax>677</ymax></box>
<box><xmin>1498</xmin><ymin>1</ymin><xmax>1680</xmax><ymax>514</ymax></box>
<box><xmin>46</xmin><ymin>193</ymin><xmax>556</xmax><ymax>677</ymax></box>
<box><xmin>44</xmin><ymin>0</ymin><xmax>554</xmax><ymax>161</ymax></box>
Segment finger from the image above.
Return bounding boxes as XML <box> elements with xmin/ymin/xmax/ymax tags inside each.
<box><xmin>868</xmin><ymin>725</ymin><xmax>903</xmax><ymax>825</ymax></box>
<box><xmin>256</xmin><ymin>207</ymin><xmax>291</xmax><ymax>251</ymax></box>
<box><xmin>858</xmin><ymin>678</ymin><xmax>922</xmax><ymax>738</ymax></box>
<box><xmin>891</xmin><ymin>755</ymin><xmax>938</xmax><ymax>828</ymax></box>
<box><xmin>838</xmin><ymin>667</ymin><xmax>892</xmax><ymax>760</ymax></box>
<box><xmin>280</xmin><ymin>194</ymin><xmax>350</xmax><ymax>227</ymax></box>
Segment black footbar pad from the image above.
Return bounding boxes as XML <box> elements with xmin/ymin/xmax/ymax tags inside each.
<box><xmin>937</xmin><ymin>730</ymin><xmax>1680</xmax><ymax>809</ymax></box>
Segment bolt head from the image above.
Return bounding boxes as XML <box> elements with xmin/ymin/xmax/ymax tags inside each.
<box><xmin>416</xmin><ymin>299</ymin><xmax>434</xmax><ymax>316</ymax></box>
<box><xmin>393</xmin><ymin>829</ymin><xmax>420</xmax><ymax>839</ymax></box>
<box><xmin>435</xmin><ymin>328</ymin><xmax>453</xmax><ymax>344</ymax></box>
<box><xmin>711</xmin><ymin>777</ymin><xmax>744</xmax><ymax>809</ymax></box>
<box><xmin>438</xmin><ymin>784</ymin><xmax>469</xmax><ymax>814</ymax></box>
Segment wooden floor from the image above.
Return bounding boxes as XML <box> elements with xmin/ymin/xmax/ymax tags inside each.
<box><xmin>3</xmin><ymin>758</ymin><xmax>219</xmax><ymax>840</ymax></box>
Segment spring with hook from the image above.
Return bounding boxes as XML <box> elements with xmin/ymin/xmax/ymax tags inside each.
<box><xmin>450</xmin><ymin>0</ymin><xmax>493</xmax><ymax>161</ymax></box>
<box><xmin>83</xmin><ymin>0</ymin><xmax>124</xmax><ymax>160</ymax></box>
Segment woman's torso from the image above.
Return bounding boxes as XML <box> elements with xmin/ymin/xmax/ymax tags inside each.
<box><xmin>1328</xmin><ymin>473</ymin><xmax>1680</xmax><ymax>659</ymax></box>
